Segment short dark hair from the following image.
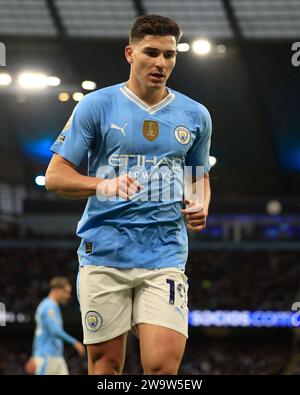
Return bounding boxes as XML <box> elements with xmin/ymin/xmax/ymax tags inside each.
<box><xmin>49</xmin><ymin>276</ymin><xmax>70</xmax><ymax>290</ymax></box>
<box><xmin>129</xmin><ymin>14</ymin><xmax>182</xmax><ymax>44</ymax></box>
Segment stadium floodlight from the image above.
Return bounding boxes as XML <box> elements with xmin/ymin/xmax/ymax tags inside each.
<box><xmin>82</xmin><ymin>80</ymin><xmax>97</xmax><ymax>90</ymax></box>
<box><xmin>58</xmin><ymin>92</ymin><xmax>70</xmax><ymax>102</ymax></box>
<box><xmin>18</xmin><ymin>72</ymin><xmax>48</xmax><ymax>89</ymax></box>
<box><xmin>35</xmin><ymin>175</ymin><xmax>45</xmax><ymax>186</ymax></box>
<box><xmin>217</xmin><ymin>44</ymin><xmax>226</xmax><ymax>54</ymax></box>
<box><xmin>177</xmin><ymin>43</ymin><xmax>190</xmax><ymax>52</ymax></box>
<box><xmin>209</xmin><ymin>156</ymin><xmax>217</xmax><ymax>167</ymax></box>
<box><xmin>73</xmin><ymin>92</ymin><xmax>84</xmax><ymax>102</ymax></box>
<box><xmin>47</xmin><ymin>76</ymin><xmax>61</xmax><ymax>86</ymax></box>
<box><xmin>0</xmin><ymin>73</ymin><xmax>12</xmax><ymax>86</ymax></box>
<box><xmin>266</xmin><ymin>200</ymin><xmax>282</xmax><ymax>215</ymax></box>
<box><xmin>192</xmin><ymin>39</ymin><xmax>212</xmax><ymax>55</ymax></box>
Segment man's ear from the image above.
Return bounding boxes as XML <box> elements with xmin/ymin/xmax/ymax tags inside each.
<box><xmin>125</xmin><ymin>45</ymin><xmax>133</xmax><ymax>64</ymax></box>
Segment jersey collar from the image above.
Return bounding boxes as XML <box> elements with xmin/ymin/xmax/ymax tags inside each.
<box><xmin>120</xmin><ymin>83</ymin><xmax>175</xmax><ymax>115</ymax></box>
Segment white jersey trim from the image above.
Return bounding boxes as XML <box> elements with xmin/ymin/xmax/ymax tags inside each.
<box><xmin>120</xmin><ymin>84</ymin><xmax>175</xmax><ymax>115</ymax></box>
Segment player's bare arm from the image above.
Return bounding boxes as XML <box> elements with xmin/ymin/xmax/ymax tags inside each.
<box><xmin>45</xmin><ymin>153</ymin><xmax>99</xmax><ymax>198</ymax></box>
<box><xmin>45</xmin><ymin>153</ymin><xmax>143</xmax><ymax>199</ymax></box>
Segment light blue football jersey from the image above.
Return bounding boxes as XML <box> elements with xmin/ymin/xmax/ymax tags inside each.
<box><xmin>50</xmin><ymin>82</ymin><xmax>212</xmax><ymax>269</ymax></box>
<box><xmin>33</xmin><ymin>298</ymin><xmax>76</xmax><ymax>357</ymax></box>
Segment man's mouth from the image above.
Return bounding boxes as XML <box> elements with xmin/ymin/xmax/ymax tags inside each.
<box><xmin>149</xmin><ymin>72</ymin><xmax>165</xmax><ymax>80</ymax></box>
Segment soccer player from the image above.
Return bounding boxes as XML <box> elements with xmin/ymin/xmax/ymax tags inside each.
<box><xmin>25</xmin><ymin>276</ymin><xmax>85</xmax><ymax>375</ymax></box>
<box><xmin>45</xmin><ymin>14</ymin><xmax>212</xmax><ymax>375</ymax></box>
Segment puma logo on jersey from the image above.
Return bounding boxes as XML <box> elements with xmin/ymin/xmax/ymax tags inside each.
<box><xmin>110</xmin><ymin>123</ymin><xmax>128</xmax><ymax>136</ymax></box>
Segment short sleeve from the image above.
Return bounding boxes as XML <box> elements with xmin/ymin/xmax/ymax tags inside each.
<box><xmin>185</xmin><ymin>105</ymin><xmax>212</xmax><ymax>176</ymax></box>
<box><xmin>50</xmin><ymin>95</ymin><xmax>97</xmax><ymax>167</ymax></box>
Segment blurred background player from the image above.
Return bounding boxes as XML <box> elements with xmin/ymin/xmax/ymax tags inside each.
<box><xmin>25</xmin><ymin>276</ymin><xmax>85</xmax><ymax>375</ymax></box>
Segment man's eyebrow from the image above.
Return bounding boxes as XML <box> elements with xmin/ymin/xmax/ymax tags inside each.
<box><xmin>143</xmin><ymin>47</ymin><xmax>177</xmax><ymax>53</ymax></box>
<box><xmin>143</xmin><ymin>47</ymin><xmax>159</xmax><ymax>51</ymax></box>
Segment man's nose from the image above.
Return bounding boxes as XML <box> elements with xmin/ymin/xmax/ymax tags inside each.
<box><xmin>155</xmin><ymin>54</ymin><xmax>166</xmax><ymax>68</ymax></box>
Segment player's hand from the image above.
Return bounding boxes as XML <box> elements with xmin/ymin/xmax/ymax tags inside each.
<box><xmin>96</xmin><ymin>174</ymin><xmax>144</xmax><ymax>200</ymax></box>
<box><xmin>74</xmin><ymin>341</ymin><xmax>86</xmax><ymax>357</ymax></box>
<box><xmin>24</xmin><ymin>357</ymin><xmax>36</xmax><ymax>375</ymax></box>
<box><xmin>181</xmin><ymin>198</ymin><xmax>207</xmax><ymax>232</ymax></box>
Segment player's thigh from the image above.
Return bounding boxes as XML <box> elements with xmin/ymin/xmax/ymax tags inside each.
<box><xmin>136</xmin><ymin>323</ymin><xmax>186</xmax><ymax>372</ymax></box>
<box><xmin>78</xmin><ymin>265</ymin><xmax>133</xmax><ymax>345</ymax></box>
<box><xmin>87</xmin><ymin>331</ymin><xmax>128</xmax><ymax>373</ymax></box>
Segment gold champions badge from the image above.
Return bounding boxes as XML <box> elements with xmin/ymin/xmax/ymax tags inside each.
<box><xmin>143</xmin><ymin>120</ymin><xmax>159</xmax><ymax>141</ymax></box>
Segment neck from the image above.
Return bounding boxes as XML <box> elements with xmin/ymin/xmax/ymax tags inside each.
<box><xmin>48</xmin><ymin>291</ymin><xmax>58</xmax><ymax>304</ymax></box>
<box><xmin>126</xmin><ymin>78</ymin><xmax>168</xmax><ymax>106</ymax></box>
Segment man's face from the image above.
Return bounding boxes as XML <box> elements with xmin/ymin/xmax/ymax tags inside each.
<box><xmin>126</xmin><ymin>35</ymin><xmax>177</xmax><ymax>91</ymax></box>
<box><xmin>57</xmin><ymin>284</ymin><xmax>72</xmax><ymax>305</ymax></box>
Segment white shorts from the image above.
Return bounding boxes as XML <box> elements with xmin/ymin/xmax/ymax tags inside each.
<box><xmin>78</xmin><ymin>265</ymin><xmax>189</xmax><ymax>345</ymax></box>
<box><xmin>35</xmin><ymin>356</ymin><xmax>69</xmax><ymax>375</ymax></box>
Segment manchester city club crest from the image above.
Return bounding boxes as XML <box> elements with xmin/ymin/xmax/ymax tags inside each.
<box><xmin>85</xmin><ymin>311</ymin><xmax>103</xmax><ymax>332</ymax></box>
<box><xmin>143</xmin><ymin>120</ymin><xmax>159</xmax><ymax>141</ymax></box>
<box><xmin>174</xmin><ymin>126</ymin><xmax>191</xmax><ymax>145</ymax></box>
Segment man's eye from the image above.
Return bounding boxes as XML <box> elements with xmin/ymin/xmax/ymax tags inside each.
<box><xmin>146</xmin><ymin>51</ymin><xmax>158</xmax><ymax>57</ymax></box>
